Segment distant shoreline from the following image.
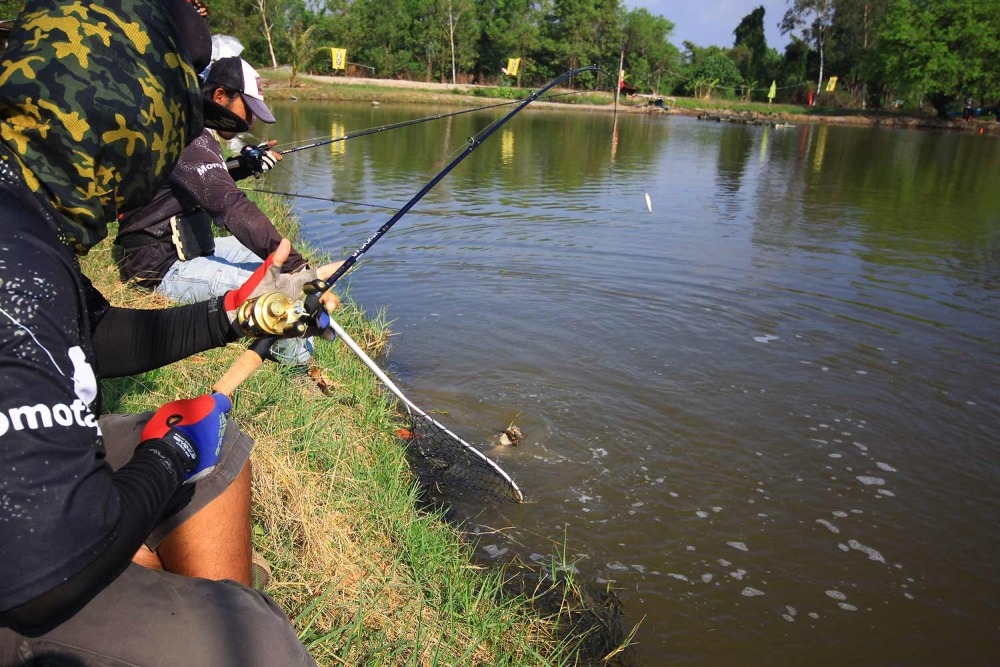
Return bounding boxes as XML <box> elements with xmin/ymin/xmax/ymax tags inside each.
<box><xmin>262</xmin><ymin>69</ymin><xmax>997</xmax><ymax>134</ymax></box>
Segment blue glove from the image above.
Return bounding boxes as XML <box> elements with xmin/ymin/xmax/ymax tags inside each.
<box><xmin>140</xmin><ymin>393</ymin><xmax>232</xmax><ymax>483</ymax></box>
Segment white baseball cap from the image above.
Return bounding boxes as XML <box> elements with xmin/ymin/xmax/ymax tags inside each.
<box><xmin>205</xmin><ymin>57</ymin><xmax>276</xmax><ymax>124</ymax></box>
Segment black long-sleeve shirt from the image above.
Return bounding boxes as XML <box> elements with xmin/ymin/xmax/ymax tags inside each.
<box><xmin>0</xmin><ymin>187</ymin><xmax>235</xmax><ymax>633</ymax></box>
<box><xmin>117</xmin><ymin>129</ymin><xmax>306</xmax><ymax>283</ymax></box>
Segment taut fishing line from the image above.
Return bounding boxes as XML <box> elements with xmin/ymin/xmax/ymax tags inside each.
<box><xmin>237</xmin><ymin>67</ymin><xmax>605</xmax><ymax>503</ymax></box>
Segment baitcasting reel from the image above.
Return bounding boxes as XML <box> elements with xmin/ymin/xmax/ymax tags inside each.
<box><xmin>233</xmin><ymin>292</ymin><xmax>309</xmax><ymax>337</ymax></box>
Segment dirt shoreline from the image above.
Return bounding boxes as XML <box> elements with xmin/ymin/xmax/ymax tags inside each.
<box><xmin>272</xmin><ymin>71</ymin><xmax>996</xmax><ymax>133</ymax></box>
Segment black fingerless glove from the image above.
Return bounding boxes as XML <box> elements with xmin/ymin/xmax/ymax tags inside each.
<box><xmin>236</xmin><ymin>144</ymin><xmax>276</xmax><ymax>178</ymax></box>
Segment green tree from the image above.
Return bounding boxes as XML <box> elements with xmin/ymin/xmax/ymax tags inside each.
<box><xmin>0</xmin><ymin>0</ymin><xmax>23</xmax><ymax>19</ymax></box>
<box><xmin>827</xmin><ymin>0</ymin><xmax>888</xmax><ymax>108</ymax></box>
<box><xmin>622</xmin><ymin>8</ymin><xmax>680</xmax><ymax>94</ymax></box>
<box><xmin>780</xmin><ymin>0</ymin><xmax>835</xmax><ymax>103</ymax></box>
<box><xmin>688</xmin><ymin>52</ymin><xmax>743</xmax><ymax>98</ymax></box>
<box><xmin>876</xmin><ymin>0</ymin><xmax>1000</xmax><ymax>117</ymax></box>
<box><xmin>352</xmin><ymin>0</ymin><xmax>417</xmax><ymax>77</ymax></box>
<box><xmin>474</xmin><ymin>0</ymin><xmax>544</xmax><ymax>84</ymax></box>
<box><xmin>732</xmin><ymin>5</ymin><xmax>768</xmax><ymax>87</ymax></box>
<box><xmin>778</xmin><ymin>35</ymin><xmax>811</xmax><ymax>102</ymax></box>
<box><xmin>286</xmin><ymin>23</ymin><xmax>317</xmax><ymax>86</ymax></box>
<box><xmin>542</xmin><ymin>0</ymin><xmax>597</xmax><ymax>75</ymax></box>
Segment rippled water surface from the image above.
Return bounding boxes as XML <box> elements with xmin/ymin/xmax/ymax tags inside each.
<box><xmin>264</xmin><ymin>101</ymin><xmax>999</xmax><ymax>665</ymax></box>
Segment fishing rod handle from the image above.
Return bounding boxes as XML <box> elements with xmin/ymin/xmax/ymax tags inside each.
<box><xmin>211</xmin><ymin>338</ymin><xmax>275</xmax><ymax>397</ymax></box>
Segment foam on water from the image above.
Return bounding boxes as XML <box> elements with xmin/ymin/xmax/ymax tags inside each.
<box><xmin>741</xmin><ymin>587</ymin><xmax>765</xmax><ymax>597</ymax></box>
<box><xmin>838</xmin><ymin>602</ymin><xmax>858</xmax><ymax>612</ymax></box>
<box><xmin>727</xmin><ymin>541</ymin><xmax>749</xmax><ymax>552</ymax></box>
<box><xmin>482</xmin><ymin>544</ymin><xmax>509</xmax><ymax>559</ymax></box>
<box><xmin>856</xmin><ymin>476</ymin><xmax>885</xmax><ymax>486</ymax></box>
<box><xmin>825</xmin><ymin>590</ymin><xmax>847</xmax><ymax>600</ymax></box>
<box><xmin>875</xmin><ymin>461</ymin><xmax>897</xmax><ymax>473</ymax></box>
<box><xmin>848</xmin><ymin>539</ymin><xmax>886</xmax><ymax>563</ymax></box>
<box><xmin>816</xmin><ymin>519</ymin><xmax>840</xmax><ymax>533</ymax></box>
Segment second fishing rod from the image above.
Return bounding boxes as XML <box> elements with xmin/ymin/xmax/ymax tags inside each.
<box><xmin>240</xmin><ymin>88</ymin><xmax>602</xmax><ymax>159</ymax></box>
<box><xmin>227</xmin><ymin>67</ymin><xmax>602</xmax><ymax>340</ymax></box>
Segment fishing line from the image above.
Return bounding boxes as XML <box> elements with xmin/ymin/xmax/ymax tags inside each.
<box><xmin>237</xmin><ymin>89</ymin><xmax>615</xmax><ymax>156</ymax></box>
<box><xmin>297</xmin><ymin>66</ymin><xmax>604</xmax><ymax>299</ymax></box>
<box><xmin>239</xmin><ymin>186</ymin><xmax>468</xmax><ymax>219</ymax></box>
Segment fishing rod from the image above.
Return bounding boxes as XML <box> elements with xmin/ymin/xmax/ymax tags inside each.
<box><xmin>299</xmin><ymin>66</ymin><xmax>602</xmax><ymax>306</ymax></box>
<box><xmin>229</xmin><ymin>66</ymin><xmax>602</xmax><ymax>338</ymax></box>
<box><xmin>269</xmin><ymin>90</ymin><xmax>602</xmax><ymax>156</ymax></box>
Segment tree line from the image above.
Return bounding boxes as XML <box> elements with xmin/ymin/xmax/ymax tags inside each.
<box><xmin>1</xmin><ymin>0</ymin><xmax>996</xmax><ymax>116</ymax></box>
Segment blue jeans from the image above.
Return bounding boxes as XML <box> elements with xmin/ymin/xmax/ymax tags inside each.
<box><xmin>157</xmin><ymin>237</ymin><xmax>314</xmax><ymax>364</ymax></box>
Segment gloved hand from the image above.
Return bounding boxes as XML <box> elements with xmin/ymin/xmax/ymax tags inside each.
<box><xmin>237</xmin><ymin>142</ymin><xmax>281</xmax><ymax>177</ymax></box>
<box><xmin>223</xmin><ymin>239</ymin><xmax>343</xmax><ymax>340</ymax></box>
<box><xmin>140</xmin><ymin>393</ymin><xmax>232</xmax><ymax>483</ymax></box>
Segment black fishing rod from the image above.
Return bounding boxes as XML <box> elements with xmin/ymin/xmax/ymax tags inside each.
<box><xmin>296</xmin><ymin>66</ymin><xmax>603</xmax><ymax>315</ymax></box>
<box><xmin>272</xmin><ymin>90</ymin><xmax>599</xmax><ymax>156</ymax></box>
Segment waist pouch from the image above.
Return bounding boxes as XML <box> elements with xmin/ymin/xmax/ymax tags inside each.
<box><xmin>169</xmin><ymin>210</ymin><xmax>215</xmax><ymax>261</ymax></box>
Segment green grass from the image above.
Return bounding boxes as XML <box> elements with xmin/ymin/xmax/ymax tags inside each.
<box><xmin>82</xmin><ymin>194</ymin><xmax>632</xmax><ymax>665</ymax></box>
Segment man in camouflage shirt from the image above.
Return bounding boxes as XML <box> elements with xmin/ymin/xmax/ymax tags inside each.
<box><xmin>0</xmin><ymin>1</ymin><xmax>330</xmax><ymax>663</ymax></box>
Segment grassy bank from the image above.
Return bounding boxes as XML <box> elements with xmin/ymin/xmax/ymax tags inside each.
<box><xmin>82</xmin><ymin>193</ymin><xmax>628</xmax><ymax>665</ymax></box>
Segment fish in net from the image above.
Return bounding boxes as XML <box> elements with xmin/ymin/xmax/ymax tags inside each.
<box><xmin>401</xmin><ymin>411</ymin><xmax>523</xmax><ymax>503</ymax></box>
<box><xmin>329</xmin><ymin>318</ymin><xmax>524</xmax><ymax>503</ymax></box>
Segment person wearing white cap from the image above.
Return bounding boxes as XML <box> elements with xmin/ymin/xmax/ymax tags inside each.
<box><xmin>117</xmin><ymin>56</ymin><xmax>317</xmax><ymax>365</ymax></box>
<box><xmin>205</xmin><ymin>56</ymin><xmax>278</xmax><ymax>124</ymax></box>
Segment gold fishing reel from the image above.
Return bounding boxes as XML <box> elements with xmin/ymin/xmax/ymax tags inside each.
<box><xmin>233</xmin><ymin>292</ymin><xmax>309</xmax><ymax>337</ymax></box>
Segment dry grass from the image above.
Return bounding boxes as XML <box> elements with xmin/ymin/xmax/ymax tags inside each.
<box><xmin>81</xmin><ymin>210</ymin><xmax>575</xmax><ymax>665</ymax></box>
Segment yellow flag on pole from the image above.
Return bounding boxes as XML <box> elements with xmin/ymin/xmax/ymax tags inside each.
<box><xmin>825</xmin><ymin>76</ymin><xmax>838</xmax><ymax>92</ymax></box>
<box><xmin>768</xmin><ymin>80</ymin><xmax>777</xmax><ymax>102</ymax></box>
<box><xmin>330</xmin><ymin>48</ymin><xmax>347</xmax><ymax>70</ymax></box>
<box><xmin>504</xmin><ymin>58</ymin><xmax>521</xmax><ymax>77</ymax></box>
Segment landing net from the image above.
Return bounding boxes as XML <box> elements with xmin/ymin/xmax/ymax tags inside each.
<box><xmin>401</xmin><ymin>410</ymin><xmax>524</xmax><ymax>503</ymax></box>
<box><xmin>329</xmin><ymin>318</ymin><xmax>523</xmax><ymax>503</ymax></box>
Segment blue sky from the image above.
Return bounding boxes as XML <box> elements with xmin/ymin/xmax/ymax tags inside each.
<box><xmin>625</xmin><ymin>0</ymin><xmax>792</xmax><ymax>51</ymax></box>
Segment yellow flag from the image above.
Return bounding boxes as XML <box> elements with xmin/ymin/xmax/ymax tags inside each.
<box><xmin>825</xmin><ymin>75</ymin><xmax>838</xmax><ymax>92</ymax></box>
<box><xmin>504</xmin><ymin>57</ymin><xmax>521</xmax><ymax>77</ymax></box>
<box><xmin>330</xmin><ymin>48</ymin><xmax>347</xmax><ymax>70</ymax></box>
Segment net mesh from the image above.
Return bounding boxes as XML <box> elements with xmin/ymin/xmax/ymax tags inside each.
<box><xmin>401</xmin><ymin>412</ymin><xmax>524</xmax><ymax>503</ymax></box>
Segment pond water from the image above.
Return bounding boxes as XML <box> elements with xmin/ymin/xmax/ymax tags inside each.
<box><xmin>263</xmin><ymin>100</ymin><xmax>999</xmax><ymax>666</ymax></box>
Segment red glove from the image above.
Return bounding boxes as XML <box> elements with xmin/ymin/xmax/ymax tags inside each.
<box><xmin>141</xmin><ymin>393</ymin><xmax>231</xmax><ymax>483</ymax></box>
<box><xmin>223</xmin><ymin>241</ymin><xmax>342</xmax><ymax>340</ymax></box>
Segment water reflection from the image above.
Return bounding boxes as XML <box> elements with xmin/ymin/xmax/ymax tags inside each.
<box><xmin>263</xmin><ymin>103</ymin><xmax>1000</xmax><ymax>666</ymax></box>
